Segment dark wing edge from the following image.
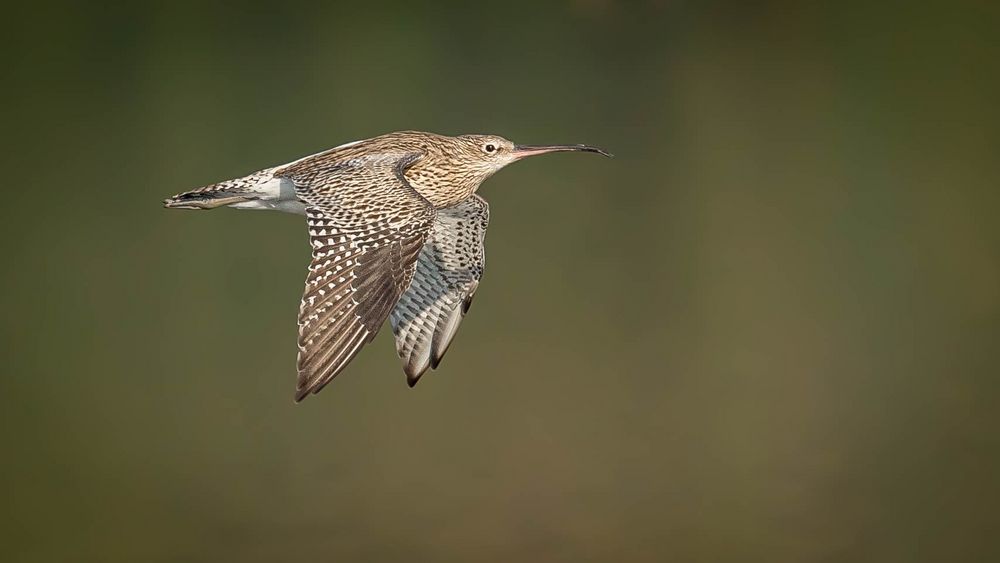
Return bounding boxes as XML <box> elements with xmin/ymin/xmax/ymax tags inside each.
<box><xmin>390</xmin><ymin>194</ymin><xmax>489</xmax><ymax>386</ymax></box>
<box><xmin>288</xmin><ymin>152</ymin><xmax>435</xmax><ymax>400</ymax></box>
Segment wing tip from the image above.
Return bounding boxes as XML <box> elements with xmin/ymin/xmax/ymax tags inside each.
<box><xmin>404</xmin><ymin>359</ymin><xmax>430</xmax><ymax>387</ymax></box>
<box><xmin>293</xmin><ymin>377</ymin><xmax>316</xmax><ymax>402</ymax></box>
<box><xmin>429</xmin><ymin>349</ymin><xmax>445</xmax><ymax>370</ymax></box>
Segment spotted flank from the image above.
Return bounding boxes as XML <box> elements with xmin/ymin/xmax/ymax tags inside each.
<box><xmin>163</xmin><ymin>130</ymin><xmax>609</xmax><ymax>400</ymax></box>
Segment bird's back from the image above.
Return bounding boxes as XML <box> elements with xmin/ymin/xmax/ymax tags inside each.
<box><xmin>274</xmin><ymin>131</ymin><xmax>483</xmax><ymax>209</ymax></box>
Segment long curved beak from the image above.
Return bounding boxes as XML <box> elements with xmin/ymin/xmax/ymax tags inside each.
<box><xmin>512</xmin><ymin>144</ymin><xmax>613</xmax><ymax>159</ymax></box>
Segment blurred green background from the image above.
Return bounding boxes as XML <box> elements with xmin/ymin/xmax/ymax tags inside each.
<box><xmin>2</xmin><ymin>1</ymin><xmax>998</xmax><ymax>561</ymax></box>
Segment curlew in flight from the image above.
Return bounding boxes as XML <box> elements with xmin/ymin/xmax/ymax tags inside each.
<box><xmin>164</xmin><ymin>131</ymin><xmax>610</xmax><ymax>400</ymax></box>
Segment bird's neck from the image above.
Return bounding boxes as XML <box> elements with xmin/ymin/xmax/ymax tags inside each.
<box><xmin>404</xmin><ymin>166</ymin><xmax>481</xmax><ymax>208</ymax></box>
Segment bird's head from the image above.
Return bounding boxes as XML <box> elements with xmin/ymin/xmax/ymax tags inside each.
<box><xmin>401</xmin><ymin>131</ymin><xmax>610</xmax><ymax>206</ymax></box>
<box><xmin>453</xmin><ymin>134</ymin><xmax>612</xmax><ymax>182</ymax></box>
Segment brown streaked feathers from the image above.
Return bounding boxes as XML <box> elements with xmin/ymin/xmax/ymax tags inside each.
<box><xmin>289</xmin><ymin>153</ymin><xmax>436</xmax><ymax>400</ymax></box>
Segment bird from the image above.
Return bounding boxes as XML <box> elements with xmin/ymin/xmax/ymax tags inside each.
<box><xmin>164</xmin><ymin>130</ymin><xmax>610</xmax><ymax>401</ymax></box>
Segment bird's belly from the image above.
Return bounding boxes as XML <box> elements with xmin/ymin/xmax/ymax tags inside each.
<box><xmin>229</xmin><ymin>199</ymin><xmax>307</xmax><ymax>215</ymax></box>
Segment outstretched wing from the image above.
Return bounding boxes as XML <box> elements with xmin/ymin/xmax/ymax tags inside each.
<box><xmin>278</xmin><ymin>152</ymin><xmax>436</xmax><ymax>400</ymax></box>
<box><xmin>390</xmin><ymin>195</ymin><xmax>489</xmax><ymax>386</ymax></box>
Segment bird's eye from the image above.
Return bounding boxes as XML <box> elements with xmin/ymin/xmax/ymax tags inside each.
<box><xmin>484</xmin><ymin>144</ymin><xmax>496</xmax><ymax>154</ymax></box>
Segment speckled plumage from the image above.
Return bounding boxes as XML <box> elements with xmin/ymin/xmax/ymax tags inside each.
<box><xmin>164</xmin><ymin>130</ymin><xmax>609</xmax><ymax>401</ymax></box>
<box><xmin>391</xmin><ymin>195</ymin><xmax>489</xmax><ymax>386</ymax></box>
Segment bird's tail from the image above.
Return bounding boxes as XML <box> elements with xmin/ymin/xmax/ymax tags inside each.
<box><xmin>163</xmin><ymin>170</ymin><xmax>273</xmax><ymax>210</ymax></box>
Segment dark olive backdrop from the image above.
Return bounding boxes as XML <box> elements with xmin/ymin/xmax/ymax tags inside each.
<box><xmin>2</xmin><ymin>1</ymin><xmax>997</xmax><ymax>562</ymax></box>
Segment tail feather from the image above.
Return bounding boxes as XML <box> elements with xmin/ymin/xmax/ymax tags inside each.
<box><xmin>163</xmin><ymin>170</ymin><xmax>274</xmax><ymax>210</ymax></box>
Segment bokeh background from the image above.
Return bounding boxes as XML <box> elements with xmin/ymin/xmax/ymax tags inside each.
<box><xmin>2</xmin><ymin>1</ymin><xmax>997</xmax><ymax>561</ymax></box>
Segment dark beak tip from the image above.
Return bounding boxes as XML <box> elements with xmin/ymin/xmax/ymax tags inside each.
<box><xmin>578</xmin><ymin>145</ymin><xmax>613</xmax><ymax>158</ymax></box>
<box><xmin>572</xmin><ymin>144</ymin><xmax>613</xmax><ymax>158</ymax></box>
<box><xmin>514</xmin><ymin>143</ymin><xmax>613</xmax><ymax>158</ymax></box>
